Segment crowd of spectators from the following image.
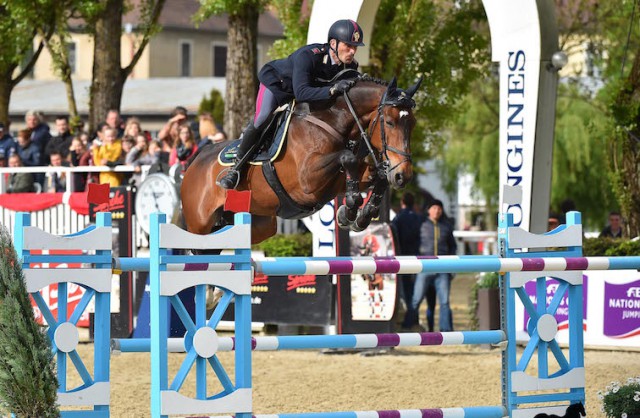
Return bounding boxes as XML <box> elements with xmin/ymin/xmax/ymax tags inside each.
<box><xmin>0</xmin><ymin>107</ymin><xmax>227</xmax><ymax>193</ymax></box>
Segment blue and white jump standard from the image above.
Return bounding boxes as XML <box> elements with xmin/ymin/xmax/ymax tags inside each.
<box><xmin>14</xmin><ymin>212</ymin><xmax>112</xmax><ymax>418</ymax></box>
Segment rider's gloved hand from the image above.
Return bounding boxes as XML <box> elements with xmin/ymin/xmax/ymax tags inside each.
<box><xmin>330</xmin><ymin>79</ymin><xmax>356</xmax><ymax>97</ymax></box>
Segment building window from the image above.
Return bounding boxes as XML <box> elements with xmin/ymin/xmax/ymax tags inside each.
<box><xmin>67</xmin><ymin>42</ymin><xmax>76</xmax><ymax>74</ymax></box>
<box><xmin>213</xmin><ymin>45</ymin><xmax>227</xmax><ymax>77</ymax></box>
<box><xmin>180</xmin><ymin>42</ymin><xmax>191</xmax><ymax>77</ymax></box>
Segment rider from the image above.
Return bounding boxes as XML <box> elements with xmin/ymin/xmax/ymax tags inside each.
<box><xmin>218</xmin><ymin>19</ymin><xmax>365</xmax><ymax>189</ymax></box>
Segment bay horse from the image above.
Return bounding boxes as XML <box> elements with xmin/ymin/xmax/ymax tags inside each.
<box><xmin>181</xmin><ymin>75</ymin><xmax>422</xmax><ymax>244</ymax></box>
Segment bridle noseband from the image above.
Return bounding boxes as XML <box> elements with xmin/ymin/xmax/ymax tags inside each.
<box><xmin>343</xmin><ymin>87</ymin><xmax>415</xmax><ymax>178</ymax></box>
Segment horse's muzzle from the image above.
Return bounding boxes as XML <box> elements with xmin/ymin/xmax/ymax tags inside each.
<box><xmin>389</xmin><ymin>169</ymin><xmax>412</xmax><ymax>189</ymax></box>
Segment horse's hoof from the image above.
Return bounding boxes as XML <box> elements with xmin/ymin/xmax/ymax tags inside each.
<box><xmin>337</xmin><ymin>205</ymin><xmax>354</xmax><ymax>229</ymax></box>
<box><xmin>351</xmin><ymin>215</ymin><xmax>370</xmax><ymax>232</ymax></box>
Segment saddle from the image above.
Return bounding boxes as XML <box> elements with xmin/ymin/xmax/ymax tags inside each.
<box><xmin>218</xmin><ymin>102</ymin><xmax>295</xmax><ymax>167</ymax></box>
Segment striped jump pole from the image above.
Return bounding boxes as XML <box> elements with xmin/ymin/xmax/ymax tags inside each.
<box><xmin>213</xmin><ymin>406</ymin><xmax>508</xmax><ymax>418</ymax></box>
<box><xmin>112</xmin><ymin>330</ymin><xmax>507</xmax><ymax>353</ymax></box>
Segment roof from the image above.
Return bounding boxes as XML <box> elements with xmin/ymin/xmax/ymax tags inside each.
<box><xmin>123</xmin><ymin>0</ymin><xmax>284</xmax><ymax>37</ymax></box>
<box><xmin>10</xmin><ymin>78</ymin><xmax>227</xmax><ymax>116</ymax></box>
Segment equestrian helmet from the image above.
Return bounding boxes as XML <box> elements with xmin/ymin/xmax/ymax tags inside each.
<box><xmin>328</xmin><ymin>19</ymin><xmax>365</xmax><ymax>47</ymax></box>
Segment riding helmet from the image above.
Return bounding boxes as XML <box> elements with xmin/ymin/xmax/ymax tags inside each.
<box><xmin>328</xmin><ymin>19</ymin><xmax>365</xmax><ymax>47</ymax></box>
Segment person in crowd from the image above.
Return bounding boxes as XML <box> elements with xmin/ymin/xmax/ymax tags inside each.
<box><xmin>7</xmin><ymin>154</ymin><xmax>35</xmax><ymax>193</ymax></box>
<box><xmin>600</xmin><ymin>211</ymin><xmax>624</xmax><ymax>238</ymax></box>
<box><xmin>158</xmin><ymin>106</ymin><xmax>188</xmax><ymax>153</ymax></box>
<box><xmin>106</xmin><ymin>109</ymin><xmax>124</xmax><ymax>138</ymax></box>
<box><xmin>47</xmin><ymin>151</ymin><xmax>70</xmax><ymax>192</ymax></box>
<box><xmin>392</xmin><ymin>192</ymin><xmax>423</xmax><ymax>329</ymax></box>
<box><xmin>93</xmin><ymin>127</ymin><xmax>123</xmax><ymax>187</ymax></box>
<box><xmin>77</xmin><ymin>131</ymin><xmax>91</xmax><ymax>148</ymax></box>
<box><xmin>405</xmin><ymin>200</ymin><xmax>457</xmax><ymax>332</ymax></box>
<box><xmin>123</xmin><ymin>117</ymin><xmax>142</xmax><ymax>139</ymax></box>
<box><xmin>197</xmin><ymin>113</ymin><xmax>226</xmax><ymax>148</ymax></box>
<box><xmin>44</xmin><ymin>115</ymin><xmax>73</xmax><ymax>163</ymax></box>
<box><xmin>126</xmin><ymin>134</ymin><xmax>157</xmax><ymax>186</ymax></box>
<box><xmin>218</xmin><ymin>18</ymin><xmax>364</xmax><ymax>189</ymax></box>
<box><xmin>69</xmin><ymin>137</ymin><xmax>91</xmax><ymax>192</ymax></box>
<box><xmin>548</xmin><ymin>212</ymin><xmax>561</xmax><ymax>231</ymax></box>
<box><xmin>16</xmin><ymin>129</ymin><xmax>40</xmax><ymax>168</ymax></box>
<box><xmin>0</xmin><ymin>122</ymin><xmax>17</xmax><ymax>159</ymax></box>
<box><xmin>147</xmin><ymin>139</ymin><xmax>171</xmax><ymax>175</ymax></box>
<box><xmin>169</xmin><ymin>124</ymin><xmax>198</xmax><ymax>170</ymax></box>
<box><xmin>25</xmin><ymin>110</ymin><xmax>51</xmax><ymax>162</ymax></box>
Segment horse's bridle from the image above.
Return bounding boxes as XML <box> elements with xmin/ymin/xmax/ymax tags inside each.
<box><xmin>343</xmin><ymin>89</ymin><xmax>414</xmax><ymax>178</ymax></box>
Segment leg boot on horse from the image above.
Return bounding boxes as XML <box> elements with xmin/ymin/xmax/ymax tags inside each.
<box><xmin>218</xmin><ymin>122</ymin><xmax>261</xmax><ymax>189</ymax></box>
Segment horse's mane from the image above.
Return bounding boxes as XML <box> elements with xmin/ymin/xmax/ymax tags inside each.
<box><xmin>356</xmin><ymin>75</ymin><xmax>388</xmax><ymax>86</ymax></box>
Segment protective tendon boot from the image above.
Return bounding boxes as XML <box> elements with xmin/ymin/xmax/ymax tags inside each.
<box><xmin>218</xmin><ymin>123</ymin><xmax>260</xmax><ymax>189</ymax></box>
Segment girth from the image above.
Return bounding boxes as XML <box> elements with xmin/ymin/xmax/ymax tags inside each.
<box><xmin>261</xmin><ymin>160</ymin><xmax>325</xmax><ymax>219</ymax></box>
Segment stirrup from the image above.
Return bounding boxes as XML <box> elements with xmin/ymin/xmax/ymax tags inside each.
<box><xmin>217</xmin><ymin>167</ymin><xmax>241</xmax><ymax>189</ymax></box>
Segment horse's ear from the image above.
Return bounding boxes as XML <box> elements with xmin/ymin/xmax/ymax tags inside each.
<box><xmin>405</xmin><ymin>76</ymin><xmax>423</xmax><ymax>98</ymax></box>
<box><xmin>387</xmin><ymin>77</ymin><xmax>398</xmax><ymax>93</ymax></box>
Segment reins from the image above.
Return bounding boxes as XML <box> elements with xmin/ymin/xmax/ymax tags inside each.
<box><xmin>342</xmin><ymin>89</ymin><xmax>413</xmax><ymax>177</ymax></box>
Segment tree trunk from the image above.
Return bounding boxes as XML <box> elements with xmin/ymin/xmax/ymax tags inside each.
<box><xmin>224</xmin><ymin>7</ymin><xmax>259</xmax><ymax>139</ymax></box>
<box><xmin>611</xmin><ymin>45</ymin><xmax>640</xmax><ymax>237</ymax></box>
<box><xmin>89</xmin><ymin>0</ymin><xmax>125</xmax><ymax>134</ymax></box>
<box><xmin>0</xmin><ymin>76</ymin><xmax>13</xmax><ymax>127</ymax></box>
<box><xmin>62</xmin><ymin>71</ymin><xmax>80</xmax><ymax>131</ymax></box>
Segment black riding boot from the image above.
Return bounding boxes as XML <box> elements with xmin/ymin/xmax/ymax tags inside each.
<box><xmin>218</xmin><ymin>123</ymin><xmax>260</xmax><ymax>189</ymax></box>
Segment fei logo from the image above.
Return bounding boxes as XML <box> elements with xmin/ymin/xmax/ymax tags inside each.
<box><xmin>627</xmin><ymin>287</ymin><xmax>640</xmax><ymax>298</ymax></box>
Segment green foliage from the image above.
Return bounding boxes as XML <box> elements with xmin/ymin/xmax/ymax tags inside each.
<box><xmin>582</xmin><ymin>238</ymin><xmax>640</xmax><ymax>256</ymax></box>
<box><xmin>600</xmin><ymin>377</ymin><xmax>640</xmax><ymax>418</ymax></box>
<box><xmin>0</xmin><ymin>227</ymin><xmax>58</xmax><ymax>417</ymax></box>
<box><xmin>199</xmin><ymin>88</ymin><xmax>225</xmax><ymax>123</ymax></box>
<box><xmin>194</xmin><ymin>0</ymin><xmax>268</xmax><ymax>22</ymax></box>
<box><xmin>367</xmin><ymin>0</ymin><xmax>491</xmax><ymax>161</ymax></box>
<box><xmin>253</xmin><ymin>233</ymin><xmax>312</xmax><ymax>257</ymax></box>
<box><xmin>468</xmin><ymin>272</ymin><xmax>500</xmax><ymax>330</ymax></box>
<box><xmin>268</xmin><ymin>0</ymin><xmax>309</xmax><ymax>59</ymax></box>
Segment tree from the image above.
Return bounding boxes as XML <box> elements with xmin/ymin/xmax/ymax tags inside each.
<box><xmin>268</xmin><ymin>0</ymin><xmax>309</xmax><ymax>59</ymax></box>
<box><xmin>196</xmin><ymin>0</ymin><xmax>269</xmax><ymax>139</ymax></box>
<box><xmin>86</xmin><ymin>0</ymin><xmax>165</xmax><ymax>133</ymax></box>
<box><xmin>0</xmin><ymin>1</ymin><xmax>56</xmax><ymax>126</ymax></box>
<box><xmin>0</xmin><ymin>227</ymin><xmax>58</xmax><ymax>417</ymax></box>
<box><xmin>366</xmin><ymin>0</ymin><xmax>491</xmax><ymax>170</ymax></box>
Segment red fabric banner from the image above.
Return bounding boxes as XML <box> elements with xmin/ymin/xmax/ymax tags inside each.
<box><xmin>0</xmin><ymin>192</ymin><xmax>90</xmax><ymax>215</ymax></box>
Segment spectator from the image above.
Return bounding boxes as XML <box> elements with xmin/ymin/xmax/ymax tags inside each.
<box><xmin>406</xmin><ymin>200</ymin><xmax>457</xmax><ymax>332</ymax></box>
<box><xmin>7</xmin><ymin>154</ymin><xmax>34</xmax><ymax>193</ymax></box>
<box><xmin>600</xmin><ymin>211</ymin><xmax>624</xmax><ymax>239</ymax></box>
<box><xmin>123</xmin><ymin>117</ymin><xmax>142</xmax><ymax>139</ymax></box>
<box><xmin>47</xmin><ymin>151</ymin><xmax>70</xmax><ymax>192</ymax></box>
<box><xmin>93</xmin><ymin>127</ymin><xmax>123</xmax><ymax>187</ymax></box>
<box><xmin>16</xmin><ymin>129</ymin><xmax>40</xmax><ymax>168</ymax></box>
<box><xmin>169</xmin><ymin>124</ymin><xmax>198</xmax><ymax>170</ymax></box>
<box><xmin>158</xmin><ymin>106</ymin><xmax>188</xmax><ymax>153</ymax></box>
<box><xmin>25</xmin><ymin>110</ymin><xmax>51</xmax><ymax>163</ymax></box>
<box><xmin>392</xmin><ymin>192</ymin><xmax>423</xmax><ymax>329</ymax></box>
<box><xmin>559</xmin><ymin>199</ymin><xmax>576</xmax><ymax>224</ymax></box>
<box><xmin>78</xmin><ymin>131</ymin><xmax>91</xmax><ymax>148</ymax></box>
<box><xmin>106</xmin><ymin>109</ymin><xmax>124</xmax><ymax>138</ymax></box>
<box><xmin>0</xmin><ymin>122</ymin><xmax>17</xmax><ymax>159</ymax></box>
<box><xmin>126</xmin><ymin>134</ymin><xmax>157</xmax><ymax>186</ymax></box>
<box><xmin>548</xmin><ymin>212</ymin><xmax>561</xmax><ymax>231</ymax></box>
<box><xmin>45</xmin><ymin>115</ymin><xmax>73</xmax><ymax>162</ymax></box>
<box><xmin>198</xmin><ymin>113</ymin><xmax>226</xmax><ymax>148</ymax></box>
<box><xmin>147</xmin><ymin>139</ymin><xmax>171</xmax><ymax>175</ymax></box>
<box><xmin>69</xmin><ymin>137</ymin><xmax>91</xmax><ymax>192</ymax></box>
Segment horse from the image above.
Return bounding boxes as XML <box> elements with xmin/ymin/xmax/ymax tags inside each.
<box><xmin>533</xmin><ymin>402</ymin><xmax>586</xmax><ymax>418</ymax></box>
<box><xmin>181</xmin><ymin>75</ymin><xmax>422</xmax><ymax>244</ymax></box>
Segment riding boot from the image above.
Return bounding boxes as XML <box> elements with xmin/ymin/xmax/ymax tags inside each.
<box><xmin>218</xmin><ymin>123</ymin><xmax>260</xmax><ymax>189</ymax></box>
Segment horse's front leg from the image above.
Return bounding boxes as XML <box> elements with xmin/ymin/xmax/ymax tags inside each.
<box><xmin>351</xmin><ymin>175</ymin><xmax>388</xmax><ymax>232</ymax></box>
<box><xmin>336</xmin><ymin>150</ymin><xmax>363</xmax><ymax>229</ymax></box>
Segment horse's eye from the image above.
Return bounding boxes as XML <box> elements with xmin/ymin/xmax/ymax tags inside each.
<box><xmin>385</xmin><ymin>120</ymin><xmax>394</xmax><ymax>128</ymax></box>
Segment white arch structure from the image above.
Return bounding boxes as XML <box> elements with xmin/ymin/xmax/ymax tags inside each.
<box><xmin>308</xmin><ymin>0</ymin><xmax>562</xmax><ymax>233</ymax></box>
